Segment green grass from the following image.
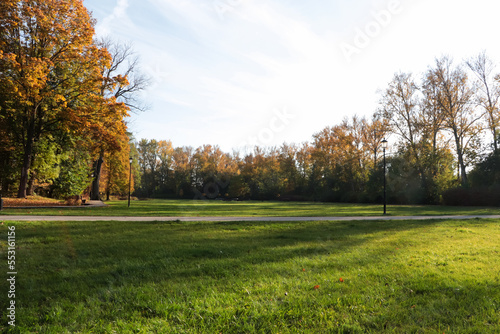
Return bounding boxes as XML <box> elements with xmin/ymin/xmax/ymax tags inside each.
<box><xmin>1</xmin><ymin>218</ymin><xmax>499</xmax><ymax>333</ymax></box>
<box><xmin>1</xmin><ymin>199</ymin><xmax>500</xmax><ymax>217</ymax></box>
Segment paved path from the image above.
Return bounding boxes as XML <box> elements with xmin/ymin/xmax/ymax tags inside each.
<box><xmin>2</xmin><ymin>215</ymin><xmax>500</xmax><ymax>222</ymax></box>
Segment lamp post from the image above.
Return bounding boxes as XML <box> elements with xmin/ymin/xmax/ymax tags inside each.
<box><xmin>381</xmin><ymin>139</ymin><xmax>388</xmax><ymax>215</ymax></box>
<box><xmin>128</xmin><ymin>157</ymin><xmax>133</xmax><ymax>208</ymax></box>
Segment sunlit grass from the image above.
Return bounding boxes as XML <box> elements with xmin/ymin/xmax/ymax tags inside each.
<box><xmin>1</xmin><ymin>198</ymin><xmax>500</xmax><ymax>217</ymax></box>
<box><xmin>1</xmin><ymin>218</ymin><xmax>499</xmax><ymax>333</ymax></box>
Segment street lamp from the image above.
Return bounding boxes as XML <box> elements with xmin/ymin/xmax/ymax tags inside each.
<box><xmin>381</xmin><ymin>139</ymin><xmax>388</xmax><ymax>215</ymax></box>
<box><xmin>128</xmin><ymin>157</ymin><xmax>133</xmax><ymax>208</ymax></box>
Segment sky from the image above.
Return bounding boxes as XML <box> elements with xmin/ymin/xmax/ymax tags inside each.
<box><xmin>83</xmin><ymin>0</ymin><xmax>500</xmax><ymax>153</ymax></box>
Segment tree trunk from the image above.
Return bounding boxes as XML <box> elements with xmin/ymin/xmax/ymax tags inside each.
<box><xmin>458</xmin><ymin>154</ymin><xmax>468</xmax><ymax>186</ymax></box>
<box><xmin>17</xmin><ymin>126</ymin><xmax>35</xmax><ymax>198</ymax></box>
<box><xmin>90</xmin><ymin>151</ymin><xmax>104</xmax><ymax>200</ymax></box>
<box><xmin>1</xmin><ymin>152</ymin><xmax>12</xmax><ymax>196</ymax></box>
<box><xmin>27</xmin><ymin>170</ymin><xmax>37</xmax><ymax>196</ymax></box>
<box><xmin>453</xmin><ymin>132</ymin><xmax>468</xmax><ymax>186</ymax></box>
<box><xmin>105</xmin><ymin>162</ymin><xmax>111</xmax><ymax>201</ymax></box>
<box><xmin>493</xmin><ymin>125</ymin><xmax>498</xmax><ymax>154</ymax></box>
<box><xmin>18</xmin><ymin>165</ymin><xmax>30</xmax><ymax>198</ymax></box>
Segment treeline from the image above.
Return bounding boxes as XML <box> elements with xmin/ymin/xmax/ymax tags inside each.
<box><xmin>135</xmin><ymin>54</ymin><xmax>500</xmax><ymax>205</ymax></box>
<box><xmin>0</xmin><ymin>0</ymin><xmax>145</xmax><ymax>199</ymax></box>
<box><xmin>2</xmin><ymin>1</ymin><xmax>499</xmax><ymax>206</ymax></box>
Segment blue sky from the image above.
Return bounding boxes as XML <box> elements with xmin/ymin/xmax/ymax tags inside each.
<box><xmin>83</xmin><ymin>0</ymin><xmax>500</xmax><ymax>152</ymax></box>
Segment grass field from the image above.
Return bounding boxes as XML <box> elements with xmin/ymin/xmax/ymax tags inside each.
<box><xmin>1</xmin><ymin>198</ymin><xmax>500</xmax><ymax>217</ymax></box>
<box><xmin>1</xmin><ymin>218</ymin><xmax>499</xmax><ymax>333</ymax></box>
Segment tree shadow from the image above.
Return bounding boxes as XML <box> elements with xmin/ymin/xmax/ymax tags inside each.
<box><xmin>1</xmin><ymin>218</ymin><xmax>498</xmax><ymax>331</ymax></box>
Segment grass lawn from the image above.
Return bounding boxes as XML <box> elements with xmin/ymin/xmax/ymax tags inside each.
<box><xmin>1</xmin><ymin>198</ymin><xmax>500</xmax><ymax>217</ymax></box>
<box><xmin>1</xmin><ymin>218</ymin><xmax>499</xmax><ymax>333</ymax></box>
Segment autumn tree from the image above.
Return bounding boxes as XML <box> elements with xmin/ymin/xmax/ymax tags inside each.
<box><xmin>136</xmin><ymin>139</ymin><xmax>160</xmax><ymax>197</ymax></box>
<box><xmin>156</xmin><ymin>140</ymin><xmax>174</xmax><ymax>194</ymax></box>
<box><xmin>0</xmin><ymin>79</ymin><xmax>17</xmax><ymax>194</ymax></box>
<box><xmin>310</xmin><ymin>116</ymin><xmax>370</xmax><ymax>202</ymax></box>
<box><xmin>192</xmin><ymin>145</ymin><xmax>234</xmax><ymax>198</ymax></box>
<box><xmin>361</xmin><ymin>115</ymin><xmax>389</xmax><ymax>169</ymax></box>
<box><xmin>378</xmin><ymin>73</ymin><xmax>421</xmax><ymax>151</ymax></box>
<box><xmin>100</xmin><ymin>133</ymin><xmax>135</xmax><ymax>200</ymax></box>
<box><xmin>89</xmin><ymin>38</ymin><xmax>149</xmax><ymax>200</ymax></box>
<box><xmin>426</xmin><ymin>56</ymin><xmax>484</xmax><ymax>186</ymax></box>
<box><xmin>171</xmin><ymin>146</ymin><xmax>195</xmax><ymax>198</ymax></box>
<box><xmin>295</xmin><ymin>142</ymin><xmax>313</xmax><ymax>192</ymax></box>
<box><xmin>0</xmin><ymin>0</ymin><xmax>117</xmax><ymax>198</ymax></box>
<box><xmin>377</xmin><ymin>72</ymin><xmax>435</xmax><ymax>199</ymax></box>
<box><xmin>240</xmin><ymin>147</ymin><xmax>285</xmax><ymax>200</ymax></box>
<box><xmin>278</xmin><ymin>143</ymin><xmax>300</xmax><ymax>195</ymax></box>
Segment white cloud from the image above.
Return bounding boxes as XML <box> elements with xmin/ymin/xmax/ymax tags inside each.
<box><xmin>95</xmin><ymin>0</ymin><xmax>131</xmax><ymax>36</ymax></box>
<box><xmin>86</xmin><ymin>0</ymin><xmax>500</xmax><ymax>151</ymax></box>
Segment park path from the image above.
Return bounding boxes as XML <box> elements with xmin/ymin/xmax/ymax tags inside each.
<box><xmin>2</xmin><ymin>215</ymin><xmax>500</xmax><ymax>222</ymax></box>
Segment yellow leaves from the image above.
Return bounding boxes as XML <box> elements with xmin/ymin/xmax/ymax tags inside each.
<box><xmin>114</xmin><ymin>75</ymin><xmax>130</xmax><ymax>87</ymax></box>
<box><xmin>54</xmin><ymin>94</ymin><xmax>67</xmax><ymax>107</ymax></box>
<box><xmin>24</xmin><ymin>58</ymin><xmax>51</xmax><ymax>86</ymax></box>
<box><xmin>0</xmin><ymin>0</ymin><xmax>132</xmax><ymax>179</ymax></box>
<box><xmin>0</xmin><ymin>52</ymin><xmax>18</xmax><ymax>65</ymax></box>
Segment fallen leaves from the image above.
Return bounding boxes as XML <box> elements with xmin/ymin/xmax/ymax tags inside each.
<box><xmin>3</xmin><ymin>196</ymin><xmax>65</xmax><ymax>207</ymax></box>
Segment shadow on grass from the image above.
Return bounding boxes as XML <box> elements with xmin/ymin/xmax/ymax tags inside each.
<box><xmin>3</xmin><ymin>219</ymin><xmax>436</xmax><ymax>293</ymax></box>
<box><xmin>1</xmin><ymin>218</ymin><xmax>499</xmax><ymax>332</ymax></box>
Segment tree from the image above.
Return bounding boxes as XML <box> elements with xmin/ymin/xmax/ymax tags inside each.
<box><xmin>192</xmin><ymin>145</ymin><xmax>234</xmax><ymax>199</ymax></box>
<box><xmin>295</xmin><ymin>142</ymin><xmax>313</xmax><ymax>194</ymax></box>
<box><xmin>466</xmin><ymin>51</ymin><xmax>500</xmax><ymax>153</ymax></box>
<box><xmin>361</xmin><ymin>115</ymin><xmax>389</xmax><ymax>170</ymax></box>
<box><xmin>378</xmin><ymin>72</ymin><xmax>438</xmax><ymax>200</ymax></box>
<box><xmin>101</xmin><ymin>133</ymin><xmax>133</xmax><ymax>200</ymax></box>
<box><xmin>0</xmin><ymin>0</ymin><xmax>114</xmax><ymax>197</ymax></box>
<box><xmin>171</xmin><ymin>146</ymin><xmax>195</xmax><ymax>198</ymax></box>
<box><xmin>157</xmin><ymin>140</ymin><xmax>174</xmax><ymax>194</ymax></box>
<box><xmin>89</xmin><ymin>38</ymin><xmax>149</xmax><ymax>200</ymax></box>
<box><xmin>51</xmin><ymin>143</ymin><xmax>93</xmax><ymax>199</ymax></box>
<box><xmin>137</xmin><ymin>139</ymin><xmax>160</xmax><ymax>197</ymax></box>
<box><xmin>278</xmin><ymin>143</ymin><xmax>299</xmax><ymax>195</ymax></box>
<box><xmin>426</xmin><ymin>56</ymin><xmax>484</xmax><ymax>186</ymax></box>
<box><xmin>311</xmin><ymin>117</ymin><xmax>370</xmax><ymax>202</ymax></box>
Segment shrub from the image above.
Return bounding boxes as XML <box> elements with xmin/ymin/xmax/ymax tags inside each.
<box><xmin>442</xmin><ymin>186</ymin><xmax>500</xmax><ymax>206</ymax></box>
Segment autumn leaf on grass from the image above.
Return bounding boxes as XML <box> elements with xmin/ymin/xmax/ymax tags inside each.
<box><xmin>313</xmin><ymin>285</ymin><xmax>320</xmax><ymax>290</ymax></box>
